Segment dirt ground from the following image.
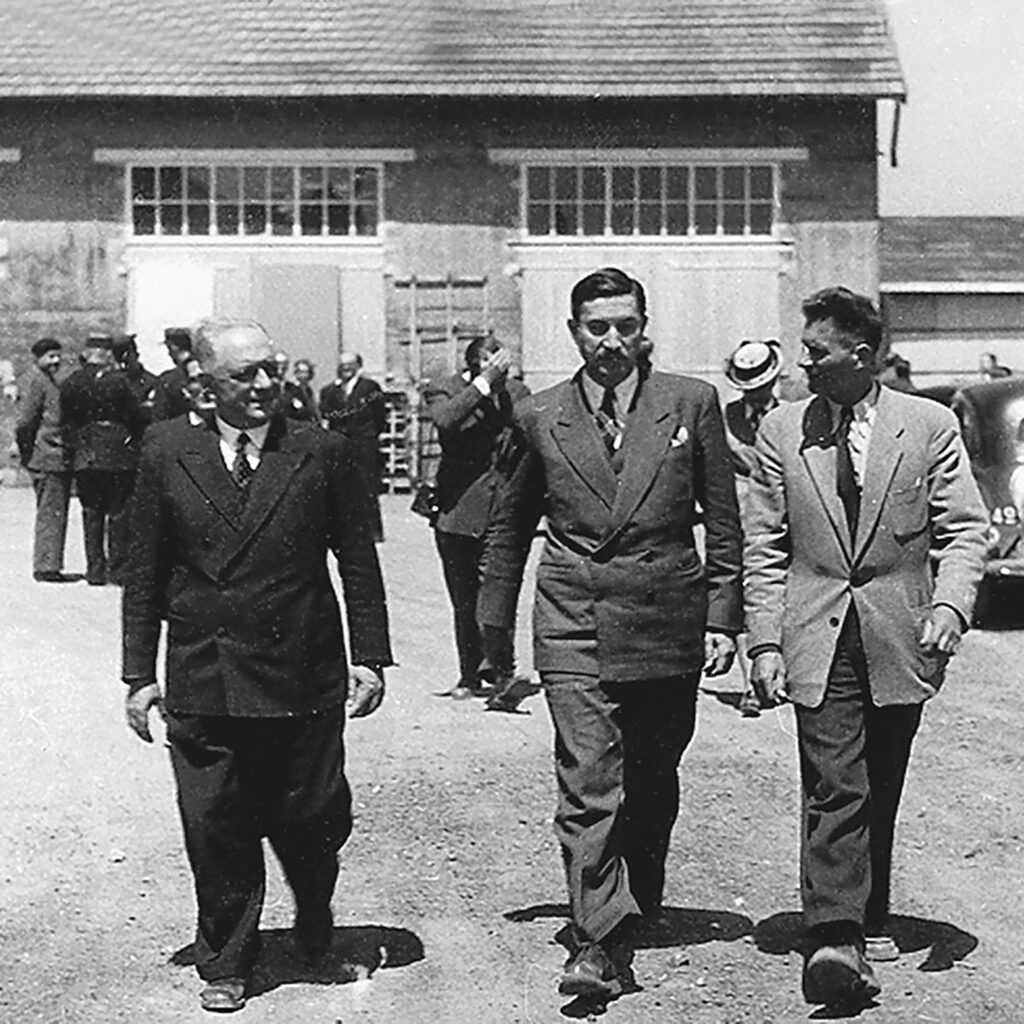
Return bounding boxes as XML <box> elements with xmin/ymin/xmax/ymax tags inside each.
<box><xmin>1</xmin><ymin>488</ymin><xmax>1023</xmax><ymax>1023</ymax></box>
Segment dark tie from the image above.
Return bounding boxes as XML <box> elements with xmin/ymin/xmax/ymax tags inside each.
<box><xmin>596</xmin><ymin>387</ymin><xmax>623</xmax><ymax>458</ymax></box>
<box><xmin>231</xmin><ymin>432</ymin><xmax>255</xmax><ymax>491</ymax></box>
<box><xmin>835</xmin><ymin>406</ymin><xmax>859</xmax><ymax>534</ymax></box>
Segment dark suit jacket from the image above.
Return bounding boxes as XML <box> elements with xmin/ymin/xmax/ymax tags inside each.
<box><xmin>151</xmin><ymin>366</ymin><xmax>190</xmax><ymax>422</ymax></box>
<box><xmin>16</xmin><ymin>369</ymin><xmax>70</xmax><ymax>472</ymax></box>
<box><xmin>423</xmin><ymin>374</ymin><xmax>531</xmax><ymax>537</ymax></box>
<box><xmin>121</xmin><ymin>416</ymin><xmax>393</xmax><ymax>717</ymax></box>
<box><xmin>480</xmin><ymin>370</ymin><xmax>743</xmax><ymax>681</ymax></box>
<box><xmin>283</xmin><ymin>381</ymin><xmax>318</xmax><ymax>421</ymax></box>
<box><xmin>320</xmin><ymin>376</ymin><xmax>386</xmax><ymax>444</ymax></box>
<box><xmin>60</xmin><ymin>365</ymin><xmax>145</xmax><ymax>473</ymax></box>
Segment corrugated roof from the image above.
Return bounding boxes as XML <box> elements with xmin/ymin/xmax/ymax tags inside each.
<box><xmin>0</xmin><ymin>0</ymin><xmax>904</xmax><ymax>99</ymax></box>
<box><xmin>881</xmin><ymin>218</ymin><xmax>1024</xmax><ymax>284</ymax></box>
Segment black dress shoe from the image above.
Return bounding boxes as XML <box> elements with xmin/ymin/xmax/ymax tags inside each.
<box><xmin>33</xmin><ymin>571</ymin><xmax>72</xmax><ymax>583</ymax></box>
<box><xmin>199</xmin><ymin>977</ymin><xmax>246</xmax><ymax>1012</ymax></box>
<box><xmin>558</xmin><ymin>942</ymin><xmax>624</xmax><ymax>1000</ymax></box>
<box><xmin>485</xmin><ymin>676</ymin><xmax>542</xmax><ymax>713</ymax></box>
<box><xmin>803</xmin><ymin>943</ymin><xmax>881</xmax><ymax>1007</ymax></box>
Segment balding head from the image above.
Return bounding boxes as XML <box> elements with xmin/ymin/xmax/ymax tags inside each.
<box><xmin>192</xmin><ymin>318</ymin><xmax>278</xmax><ymax>428</ymax></box>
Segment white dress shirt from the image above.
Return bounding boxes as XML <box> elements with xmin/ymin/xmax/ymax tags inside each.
<box><xmin>828</xmin><ymin>384</ymin><xmax>879</xmax><ymax>488</ymax></box>
<box><xmin>580</xmin><ymin>367</ymin><xmax>640</xmax><ymax>427</ymax></box>
<box><xmin>215</xmin><ymin>417</ymin><xmax>269</xmax><ymax>472</ymax></box>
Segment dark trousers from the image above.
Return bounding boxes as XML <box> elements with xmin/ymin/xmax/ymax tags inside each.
<box><xmin>165</xmin><ymin>707</ymin><xmax>352</xmax><ymax>981</ymax></box>
<box><xmin>75</xmin><ymin>471</ymin><xmax>134</xmax><ymax>582</ymax></box>
<box><xmin>30</xmin><ymin>471</ymin><xmax>71</xmax><ymax>575</ymax></box>
<box><xmin>434</xmin><ymin>529</ymin><xmax>514</xmax><ymax>687</ymax></box>
<box><xmin>543</xmin><ymin>673</ymin><xmax>699</xmax><ymax>943</ymax></box>
<box><xmin>796</xmin><ymin>609</ymin><xmax>922</xmax><ymax>936</ymax></box>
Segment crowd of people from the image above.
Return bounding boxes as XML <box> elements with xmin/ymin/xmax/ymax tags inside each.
<box><xmin>12</xmin><ymin>273</ymin><xmax>991</xmax><ymax>1016</ymax></box>
<box><xmin>14</xmin><ymin>327</ymin><xmax>389</xmax><ymax>584</ymax></box>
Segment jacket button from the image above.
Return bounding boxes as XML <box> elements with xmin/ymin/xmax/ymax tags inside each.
<box><xmin>829</xmin><ymin>617</ymin><xmax>840</xmax><ymax>627</ymax></box>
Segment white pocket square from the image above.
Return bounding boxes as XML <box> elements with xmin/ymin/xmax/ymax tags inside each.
<box><xmin>670</xmin><ymin>426</ymin><xmax>689</xmax><ymax>448</ymax></box>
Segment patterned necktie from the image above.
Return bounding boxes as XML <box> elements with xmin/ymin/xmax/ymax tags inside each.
<box><xmin>835</xmin><ymin>406</ymin><xmax>860</xmax><ymax>534</ymax></box>
<box><xmin>232</xmin><ymin>432</ymin><xmax>255</xmax><ymax>490</ymax></box>
<box><xmin>596</xmin><ymin>387</ymin><xmax>623</xmax><ymax>457</ymax></box>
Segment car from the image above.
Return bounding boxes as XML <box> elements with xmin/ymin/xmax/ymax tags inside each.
<box><xmin>917</xmin><ymin>377</ymin><xmax>1024</xmax><ymax>620</ymax></box>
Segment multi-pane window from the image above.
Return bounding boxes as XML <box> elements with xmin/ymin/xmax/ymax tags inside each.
<box><xmin>524</xmin><ymin>164</ymin><xmax>776</xmax><ymax>238</ymax></box>
<box><xmin>129</xmin><ymin>164</ymin><xmax>381</xmax><ymax>238</ymax></box>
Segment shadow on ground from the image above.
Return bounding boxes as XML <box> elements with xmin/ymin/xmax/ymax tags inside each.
<box><xmin>170</xmin><ymin>924</ymin><xmax>425</xmax><ymax>996</ymax></box>
<box><xmin>754</xmin><ymin>911</ymin><xmax>977</xmax><ymax>971</ymax></box>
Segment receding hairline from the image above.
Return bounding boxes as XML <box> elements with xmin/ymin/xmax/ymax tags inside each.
<box><xmin>192</xmin><ymin>318</ymin><xmax>272</xmax><ymax>370</ymax></box>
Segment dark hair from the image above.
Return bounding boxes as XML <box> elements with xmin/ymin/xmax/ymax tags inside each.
<box><xmin>801</xmin><ymin>286</ymin><xmax>883</xmax><ymax>354</ymax></box>
<box><xmin>110</xmin><ymin>333</ymin><xmax>138</xmax><ymax>359</ymax></box>
<box><xmin>31</xmin><ymin>337</ymin><xmax>61</xmax><ymax>358</ymax></box>
<box><xmin>464</xmin><ymin>335</ymin><xmax>499</xmax><ymax>369</ymax></box>
<box><xmin>164</xmin><ymin>327</ymin><xmax>193</xmax><ymax>353</ymax></box>
<box><xmin>570</xmin><ymin>267</ymin><xmax>647</xmax><ymax>322</ymax></box>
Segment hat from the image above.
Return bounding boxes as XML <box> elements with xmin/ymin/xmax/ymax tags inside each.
<box><xmin>725</xmin><ymin>339</ymin><xmax>782</xmax><ymax>391</ymax></box>
<box><xmin>30</xmin><ymin>337</ymin><xmax>61</xmax><ymax>358</ymax></box>
<box><xmin>85</xmin><ymin>333</ymin><xmax>114</xmax><ymax>351</ymax></box>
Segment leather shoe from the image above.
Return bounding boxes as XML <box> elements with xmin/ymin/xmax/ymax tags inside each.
<box><xmin>865</xmin><ymin>934</ymin><xmax>900</xmax><ymax>962</ymax></box>
<box><xmin>199</xmin><ymin>977</ymin><xmax>246</xmax><ymax>1013</ymax></box>
<box><xmin>485</xmin><ymin>676</ymin><xmax>542</xmax><ymax>713</ymax></box>
<box><xmin>33</xmin><ymin>571</ymin><xmax>71</xmax><ymax>583</ymax></box>
<box><xmin>558</xmin><ymin>942</ymin><xmax>623</xmax><ymax>1000</ymax></box>
<box><xmin>803</xmin><ymin>943</ymin><xmax>881</xmax><ymax>1007</ymax></box>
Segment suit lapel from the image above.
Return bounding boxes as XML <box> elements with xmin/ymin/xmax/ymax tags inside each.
<box><xmin>607</xmin><ymin>373</ymin><xmax>674</xmax><ymax>529</ymax></box>
<box><xmin>855</xmin><ymin>388</ymin><xmax>906</xmax><ymax>559</ymax></box>
<box><xmin>178</xmin><ymin>424</ymin><xmax>247</xmax><ymax>530</ymax></box>
<box><xmin>549</xmin><ymin>376</ymin><xmax>617</xmax><ymax>510</ymax></box>
<box><xmin>799</xmin><ymin>396</ymin><xmax>854</xmax><ymax>562</ymax></box>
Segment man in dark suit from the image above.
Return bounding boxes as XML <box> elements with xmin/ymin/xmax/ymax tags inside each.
<box><xmin>282</xmin><ymin>358</ymin><xmax>318</xmax><ymax>421</ymax></box>
<box><xmin>60</xmin><ymin>333</ymin><xmax>146</xmax><ymax>585</ymax></box>
<box><xmin>480</xmin><ymin>268</ymin><xmax>743</xmax><ymax>1000</ymax></box>
<box><xmin>150</xmin><ymin>326</ymin><xmax>194</xmax><ymax>422</ymax></box>
<box><xmin>122</xmin><ymin>318</ymin><xmax>392</xmax><ymax>1013</ymax></box>
<box><xmin>423</xmin><ymin>336</ymin><xmax>531</xmax><ymax>702</ymax></box>
<box><xmin>320</xmin><ymin>352</ymin><xmax>387</xmax><ymax>541</ymax></box>
<box><xmin>744</xmin><ymin>288</ymin><xmax>988</xmax><ymax>1010</ymax></box>
<box><xmin>15</xmin><ymin>337</ymin><xmax>72</xmax><ymax>581</ymax></box>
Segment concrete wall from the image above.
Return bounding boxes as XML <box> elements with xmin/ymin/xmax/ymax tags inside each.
<box><xmin>0</xmin><ymin>96</ymin><xmax>879</xmax><ymax>429</ymax></box>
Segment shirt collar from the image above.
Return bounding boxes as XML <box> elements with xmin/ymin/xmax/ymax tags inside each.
<box><xmin>827</xmin><ymin>382</ymin><xmax>879</xmax><ymax>429</ymax></box>
<box><xmin>215</xmin><ymin>416</ymin><xmax>269</xmax><ymax>451</ymax></box>
<box><xmin>580</xmin><ymin>366</ymin><xmax>640</xmax><ymax>413</ymax></box>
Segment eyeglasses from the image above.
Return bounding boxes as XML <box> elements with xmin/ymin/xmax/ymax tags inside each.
<box><xmin>578</xmin><ymin>317</ymin><xmax>643</xmax><ymax>340</ymax></box>
<box><xmin>214</xmin><ymin>360</ymin><xmax>280</xmax><ymax>385</ymax></box>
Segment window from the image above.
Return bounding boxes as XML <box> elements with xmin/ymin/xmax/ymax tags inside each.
<box><xmin>524</xmin><ymin>163</ymin><xmax>776</xmax><ymax>238</ymax></box>
<box><xmin>129</xmin><ymin>163</ymin><xmax>381</xmax><ymax>238</ymax></box>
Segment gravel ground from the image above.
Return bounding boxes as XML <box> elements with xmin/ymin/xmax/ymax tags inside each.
<box><xmin>1</xmin><ymin>489</ymin><xmax>1023</xmax><ymax>1023</ymax></box>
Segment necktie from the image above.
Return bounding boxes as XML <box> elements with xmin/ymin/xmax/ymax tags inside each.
<box><xmin>597</xmin><ymin>387</ymin><xmax>623</xmax><ymax>457</ymax></box>
<box><xmin>835</xmin><ymin>406</ymin><xmax>859</xmax><ymax>534</ymax></box>
<box><xmin>232</xmin><ymin>432</ymin><xmax>255</xmax><ymax>490</ymax></box>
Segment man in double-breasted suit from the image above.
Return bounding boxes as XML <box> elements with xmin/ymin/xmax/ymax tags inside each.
<box><xmin>424</xmin><ymin>336</ymin><xmax>531</xmax><ymax>701</ymax></box>
<box><xmin>744</xmin><ymin>287</ymin><xmax>988</xmax><ymax>1010</ymax></box>
<box><xmin>320</xmin><ymin>352</ymin><xmax>387</xmax><ymax>540</ymax></box>
<box><xmin>122</xmin><ymin>318</ymin><xmax>392</xmax><ymax>1013</ymax></box>
<box><xmin>60</xmin><ymin>333</ymin><xmax>146</xmax><ymax>585</ymax></box>
<box><xmin>480</xmin><ymin>268</ymin><xmax>742</xmax><ymax>1000</ymax></box>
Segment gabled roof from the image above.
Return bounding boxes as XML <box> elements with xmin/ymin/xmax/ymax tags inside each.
<box><xmin>881</xmin><ymin>218</ymin><xmax>1024</xmax><ymax>286</ymax></box>
<box><xmin>0</xmin><ymin>0</ymin><xmax>904</xmax><ymax>100</ymax></box>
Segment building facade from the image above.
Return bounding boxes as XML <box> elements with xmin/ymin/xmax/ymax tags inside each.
<box><xmin>0</xmin><ymin>1</ymin><xmax>904</xmax><ymax>408</ymax></box>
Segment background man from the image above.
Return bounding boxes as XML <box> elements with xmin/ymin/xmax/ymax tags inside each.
<box><xmin>480</xmin><ymin>268</ymin><xmax>742</xmax><ymax>1001</ymax></box>
<box><xmin>122</xmin><ymin>317</ymin><xmax>392</xmax><ymax>1013</ymax></box>
<box><xmin>744</xmin><ymin>287</ymin><xmax>988</xmax><ymax>1010</ymax></box>
<box><xmin>423</xmin><ymin>336</ymin><xmax>531</xmax><ymax>703</ymax></box>
<box><xmin>15</xmin><ymin>337</ymin><xmax>72</xmax><ymax>582</ymax></box>
<box><xmin>722</xmin><ymin>338</ymin><xmax>784</xmax><ymax>718</ymax></box>
<box><xmin>283</xmin><ymin>357</ymin><xmax>318</xmax><ymax>421</ymax></box>
<box><xmin>60</xmin><ymin>333</ymin><xmax>145</xmax><ymax>586</ymax></box>
<box><xmin>320</xmin><ymin>352</ymin><xmax>387</xmax><ymax>541</ymax></box>
<box><xmin>151</xmin><ymin>326</ymin><xmax>194</xmax><ymax>421</ymax></box>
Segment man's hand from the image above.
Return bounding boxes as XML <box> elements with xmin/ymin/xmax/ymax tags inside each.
<box><xmin>704</xmin><ymin>632</ymin><xmax>737</xmax><ymax>676</ymax></box>
<box><xmin>920</xmin><ymin>604</ymin><xmax>963</xmax><ymax>655</ymax></box>
<box><xmin>750</xmin><ymin>651</ymin><xmax>788</xmax><ymax>706</ymax></box>
<box><xmin>479</xmin><ymin>347</ymin><xmax>512</xmax><ymax>388</ymax></box>
<box><xmin>125</xmin><ymin>683</ymin><xmax>163</xmax><ymax>743</ymax></box>
<box><xmin>347</xmin><ymin>665</ymin><xmax>385</xmax><ymax>719</ymax></box>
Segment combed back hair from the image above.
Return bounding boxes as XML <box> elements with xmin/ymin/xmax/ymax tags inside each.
<box><xmin>464</xmin><ymin>335</ymin><xmax>499</xmax><ymax>369</ymax></box>
<box><xmin>191</xmin><ymin>318</ymin><xmax>269</xmax><ymax>370</ymax></box>
<box><xmin>801</xmin><ymin>287</ymin><xmax>883</xmax><ymax>355</ymax></box>
<box><xmin>570</xmin><ymin>267</ymin><xmax>647</xmax><ymax>322</ymax></box>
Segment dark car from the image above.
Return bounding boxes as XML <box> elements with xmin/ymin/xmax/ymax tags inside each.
<box><xmin>919</xmin><ymin>378</ymin><xmax>1024</xmax><ymax>617</ymax></box>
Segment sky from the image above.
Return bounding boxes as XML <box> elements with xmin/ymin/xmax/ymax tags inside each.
<box><xmin>878</xmin><ymin>0</ymin><xmax>1024</xmax><ymax>216</ymax></box>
